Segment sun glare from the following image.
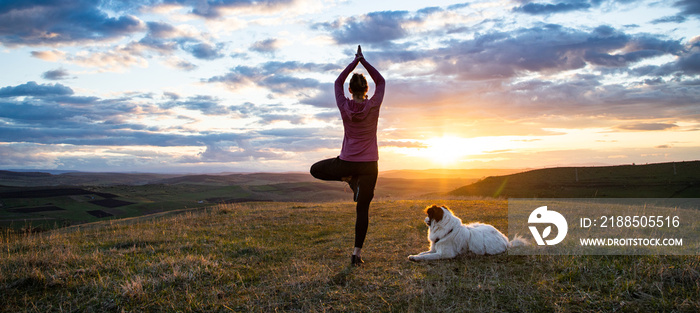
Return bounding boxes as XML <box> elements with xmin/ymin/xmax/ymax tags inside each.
<box><xmin>422</xmin><ymin>136</ymin><xmax>484</xmax><ymax>166</ymax></box>
<box><xmin>405</xmin><ymin>135</ymin><xmax>521</xmax><ymax>167</ymax></box>
<box><xmin>424</xmin><ymin>137</ymin><xmax>461</xmax><ymax>165</ymax></box>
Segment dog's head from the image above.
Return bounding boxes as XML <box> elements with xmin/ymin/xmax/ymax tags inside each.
<box><xmin>424</xmin><ymin>205</ymin><xmax>449</xmax><ymax>227</ymax></box>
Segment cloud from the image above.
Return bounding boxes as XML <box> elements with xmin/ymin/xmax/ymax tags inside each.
<box><xmin>426</xmin><ymin>25</ymin><xmax>683</xmax><ymax>80</ymax></box>
<box><xmin>0</xmin><ymin>0</ymin><xmax>145</xmax><ymax>46</ymax></box>
<box><xmin>137</xmin><ymin>22</ymin><xmax>181</xmax><ymax>53</ymax></box>
<box><xmin>676</xmin><ymin>39</ymin><xmax>700</xmax><ymax>74</ymax></box>
<box><xmin>164</xmin><ymin>57</ymin><xmax>198</xmax><ymax>71</ymax></box>
<box><xmin>228</xmin><ymin>102</ymin><xmax>315</xmax><ymax>125</ymax></box>
<box><xmin>144</xmin><ymin>21</ymin><xmax>177</xmax><ymax>38</ymax></box>
<box><xmin>204</xmin><ymin>16</ymin><xmax>694</xmax><ymax>125</ymax></box>
<box><xmin>30</xmin><ymin>50</ymin><xmax>66</xmax><ymax>61</ymax></box>
<box><xmin>5</xmin><ymin>4</ymin><xmax>225</xmax><ymax>62</ymax></box>
<box><xmin>207</xmin><ymin>65</ymin><xmax>267</xmax><ymax>88</ymax></box>
<box><xmin>185</xmin><ymin>42</ymin><xmax>226</xmax><ymax>60</ymax></box>
<box><xmin>651</xmin><ymin>15</ymin><xmax>687</xmax><ymax>24</ymax></box>
<box><xmin>650</xmin><ymin>0</ymin><xmax>700</xmax><ymax>24</ymax></box>
<box><xmin>625</xmin><ymin>38</ymin><xmax>700</xmax><ymax>79</ymax></box>
<box><xmin>615</xmin><ymin>123</ymin><xmax>679</xmax><ymax>131</ymax></box>
<box><xmin>0</xmin><ymin>81</ymin><xmax>73</xmax><ymax>97</ymax></box>
<box><xmin>0</xmin><ymin>102</ymin><xmax>232</xmax><ymax>147</ymax></box>
<box><xmin>256</xmin><ymin>128</ymin><xmax>341</xmax><ymax>152</ymax></box>
<box><xmin>160</xmin><ymin>94</ymin><xmax>230</xmax><ymax>115</ymax></box>
<box><xmin>156</xmin><ymin>0</ymin><xmax>302</xmax><ymax>19</ymax></box>
<box><xmin>249</xmin><ymin>38</ymin><xmax>282</xmax><ymax>54</ymax></box>
<box><xmin>261</xmin><ymin>61</ymin><xmax>341</xmax><ymax>73</ymax></box>
<box><xmin>313</xmin><ymin>3</ymin><xmax>593</xmax><ymax>48</ymax></box>
<box><xmin>513</xmin><ymin>0</ymin><xmax>597</xmax><ymax>15</ymax></box>
<box><xmin>0</xmin><ymin>96</ymin><xmax>135</xmax><ymax>129</ymax></box>
<box><xmin>469</xmin><ymin>74</ymin><xmax>700</xmax><ymax>120</ymax></box>
<box><xmin>0</xmin><ymin>81</ymin><xmax>332</xmax><ymax>167</ymax></box>
<box><xmin>674</xmin><ymin>0</ymin><xmax>700</xmax><ymax>16</ymax></box>
<box><xmin>0</xmin><ymin>82</ymin><xmax>171</xmax><ymax>147</ymax></box>
<box><xmin>138</xmin><ymin>21</ymin><xmax>226</xmax><ymax>61</ymax></box>
<box><xmin>314</xmin><ymin>10</ymin><xmax>411</xmax><ymax>45</ymax></box>
<box><xmin>42</xmin><ymin>68</ymin><xmax>71</xmax><ymax>80</ymax></box>
<box><xmin>0</xmin><ymin>143</ymin><xmax>62</xmax><ymax>168</ymax></box>
<box><xmin>317</xmin><ymin>8</ymin><xmax>684</xmax><ymax>80</ymax></box>
<box><xmin>446</xmin><ymin>3</ymin><xmax>470</xmax><ymax>10</ymax></box>
<box><xmin>182</xmin><ymin>139</ymin><xmax>286</xmax><ymax>163</ymax></box>
<box><xmin>101</xmin><ymin>0</ymin><xmax>318</xmax><ymax>20</ymax></box>
<box><xmin>69</xmin><ymin>46</ymin><xmax>149</xmax><ymax>71</ymax></box>
<box><xmin>310</xmin><ymin>11</ymin><xmax>697</xmax><ymax>124</ymax></box>
<box><xmin>299</xmin><ymin>84</ymin><xmax>335</xmax><ymax>109</ymax></box>
<box><xmin>207</xmin><ymin>61</ymin><xmax>340</xmax><ymax>97</ymax></box>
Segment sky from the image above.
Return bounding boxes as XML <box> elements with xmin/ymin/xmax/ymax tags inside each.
<box><xmin>0</xmin><ymin>0</ymin><xmax>699</xmax><ymax>173</ymax></box>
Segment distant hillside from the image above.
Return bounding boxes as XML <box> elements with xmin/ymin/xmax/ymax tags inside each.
<box><xmin>0</xmin><ymin>171</ymin><xmax>184</xmax><ymax>187</ymax></box>
<box><xmin>0</xmin><ymin>170</ymin><xmax>476</xmax><ymax>230</ymax></box>
<box><xmin>154</xmin><ymin>172</ymin><xmax>316</xmax><ymax>186</ymax></box>
<box><xmin>380</xmin><ymin>168</ymin><xmax>523</xmax><ymax>180</ymax></box>
<box><xmin>447</xmin><ymin>161</ymin><xmax>700</xmax><ymax>198</ymax></box>
<box><xmin>0</xmin><ymin>169</ymin><xmax>520</xmax><ymax>188</ymax></box>
<box><xmin>0</xmin><ymin>170</ymin><xmax>325</xmax><ymax>187</ymax></box>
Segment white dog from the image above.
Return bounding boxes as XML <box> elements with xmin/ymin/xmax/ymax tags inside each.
<box><xmin>408</xmin><ymin>205</ymin><xmax>528</xmax><ymax>261</ymax></box>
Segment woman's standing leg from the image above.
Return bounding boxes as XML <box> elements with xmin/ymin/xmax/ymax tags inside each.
<box><xmin>351</xmin><ymin>162</ymin><xmax>378</xmax><ymax>265</ymax></box>
<box><xmin>353</xmin><ymin>173</ymin><xmax>377</xmax><ymax>248</ymax></box>
<box><xmin>312</xmin><ymin>158</ymin><xmax>378</xmax><ymax>265</ymax></box>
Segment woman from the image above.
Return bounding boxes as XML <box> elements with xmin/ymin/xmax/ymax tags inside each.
<box><xmin>310</xmin><ymin>45</ymin><xmax>385</xmax><ymax>266</ymax></box>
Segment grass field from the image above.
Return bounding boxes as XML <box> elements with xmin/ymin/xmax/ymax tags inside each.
<box><xmin>2</xmin><ymin>199</ymin><xmax>698</xmax><ymax>312</ymax></box>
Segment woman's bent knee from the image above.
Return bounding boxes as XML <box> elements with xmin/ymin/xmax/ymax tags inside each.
<box><xmin>310</xmin><ymin>158</ymin><xmax>340</xmax><ymax>181</ymax></box>
<box><xmin>309</xmin><ymin>162</ymin><xmax>321</xmax><ymax>179</ymax></box>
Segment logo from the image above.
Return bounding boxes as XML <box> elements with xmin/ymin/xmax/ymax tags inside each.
<box><xmin>528</xmin><ymin>206</ymin><xmax>568</xmax><ymax>246</ymax></box>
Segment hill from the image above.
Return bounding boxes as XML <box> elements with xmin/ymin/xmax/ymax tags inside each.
<box><xmin>0</xmin><ymin>171</ymin><xmax>184</xmax><ymax>187</ymax></box>
<box><xmin>380</xmin><ymin>168</ymin><xmax>522</xmax><ymax>180</ymax></box>
<box><xmin>0</xmin><ymin>171</ymin><xmax>471</xmax><ymax>230</ymax></box>
<box><xmin>1</xmin><ymin>200</ymin><xmax>697</xmax><ymax>312</ymax></box>
<box><xmin>0</xmin><ymin>168</ymin><xmax>512</xmax><ymax>188</ymax></box>
<box><xmin>447</xmin><ymin>161</ymin><xmax>700</xmax><ymax>198</ymax></box>
<box><xmin>4</xmin><ymin>162</ymin><xmax>698</xmax><ymax>231</ymax></box>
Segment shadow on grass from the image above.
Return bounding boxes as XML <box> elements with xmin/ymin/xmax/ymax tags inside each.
<box><xmin>330</xmin><ymin>264</ymin><xmax>355</xmax><ymax>286</ymax></box>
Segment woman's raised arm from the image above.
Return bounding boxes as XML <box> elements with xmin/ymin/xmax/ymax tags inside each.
<box><xmin>335</xmin><ymin>57</ymin><xmax>361</xmax><ymax>105</ymax></box>
<box><xmin>360</xmin><ymin>57</ymin><xmax>384</xmax><ymax>103</ymax></box>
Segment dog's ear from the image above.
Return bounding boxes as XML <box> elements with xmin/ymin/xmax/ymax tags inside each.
<box><xmin>425</xmin><ymin>205</ymin><xmax>444</xmax><ymax>223</ymax></box>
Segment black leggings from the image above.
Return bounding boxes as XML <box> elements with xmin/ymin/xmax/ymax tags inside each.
<box><xmin>310</xmin><ymin>157</ymin><xmax>378</xmax><ymax>249</ymax></box>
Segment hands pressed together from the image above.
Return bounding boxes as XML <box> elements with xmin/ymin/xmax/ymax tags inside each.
<box><xmin>355</xmin><ymin>45</ymin><xmax>363</xmax><ymax>60</ymax></box>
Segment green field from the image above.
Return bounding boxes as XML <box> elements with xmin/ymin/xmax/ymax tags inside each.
<box><xmin>0</xmin><ymin>171</ymin><xmax>474</xmax><ymax>231</ymax></box>
<box><xmin>0</xmin><ymin>185</ymin><xmax>245</xmax><ymax>230</ymax></box>
<box><xmin>1</xmin><ymin>199</ymin><xmax>698</xmax><ymax>312</ymax></box>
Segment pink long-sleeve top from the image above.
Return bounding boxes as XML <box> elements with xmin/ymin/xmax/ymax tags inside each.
<box><xmin>335</xmin><ymin>57</ymin><xmax>385</xmax><ymax>162</ymax></box>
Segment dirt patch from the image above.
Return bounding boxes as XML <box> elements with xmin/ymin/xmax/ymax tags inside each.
<box><xmin>89</xmin><ymin>199</ymin><xmax>135</xmax><ymax>208</ymax></box>
<box><xmin>86</xmin><ymin>210</ymin><xmax>113</xmax><ymax>218</ymax></box>
<box><xmin>8</xmin><ymin>206</ymin><xmax>65</xmax><ymax>213</ymax></box>
<box><xmin>0</xmin><ymin>188</ymin><xmax>117</xmax><ymax>199</ymax></box>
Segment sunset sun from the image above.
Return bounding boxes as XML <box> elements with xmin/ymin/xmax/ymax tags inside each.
<box><xmin>402</xmin><ymin>135</ymin><xmax>525</xmax><ymax>168</ymax></box>
<box><xmin>422</xmin><ymin>136</ymin><xmax>485</xmax><ymax>166</ymax></box>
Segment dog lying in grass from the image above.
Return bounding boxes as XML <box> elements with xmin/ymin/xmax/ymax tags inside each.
<box><xmin>409</xmin><ymin>205</ymin><xmax>528</xmax><ymax>261</ymax></box>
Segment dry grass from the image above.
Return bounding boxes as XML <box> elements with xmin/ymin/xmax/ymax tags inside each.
<box><xmin>1</xmin><ymin>199</ymin><xmax>699</xmax><ymax>312</ymax></box>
